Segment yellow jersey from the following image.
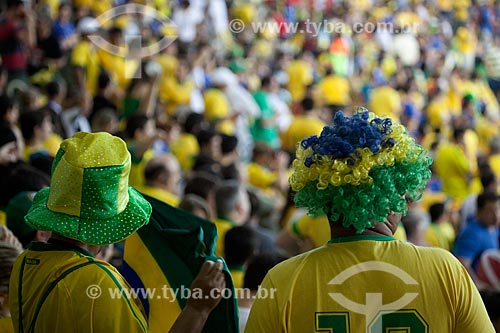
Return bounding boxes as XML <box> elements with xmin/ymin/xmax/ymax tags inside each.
<box><xmin>316</xmin><ymin>75</ymin><xmax>351</xmax><ymax>107</ymax></box>
<box><xmin>246</xmin><ymin>235</ymin><xmax>493</xmax><ymax>333</ymax></box>
<box><xmin>71</xmin><ymin>40</ymin><xmax>100</xmax><ymax>96</ymax></box>
<box><xmin>425</xmin><ymin>223</ymin><xmax>456</xmax><ymax>251</ymax></box>
<box><xmin>434</xmin><ymin>143</ymin><xmax>471</xmax><ymax>200</ymax></box>
<box><xmin>214</xmin><ymin>217</ymin><xmax>235</xmax><ymax>258</ymax></box>
<box><xmin>288</xmin><ymin>214</ymin><xmax>330</xmax><ymax>248</ymax></box>
<box><xmin>0</xmin><ymin>318</ymin><xmax>13</xmax><ymax>333</ymax></box>
<box><xmin>369</xmin><ymin>86</ymin><xmax>401</xmax><ymax>122</ymax></box>
<box><xmin>281</xmin><ymin>116</ymin><xmax>325</xmax><ymax>152</ymax></box>
<box><xmin>10</xmin><ymin>240</ymin><xmax>148</xmax><ymax>333</ymax></box>
<box><xmin>137</xmin><ymin>185</ymin><xmax>179</xmax><ymax>207</ymax></box>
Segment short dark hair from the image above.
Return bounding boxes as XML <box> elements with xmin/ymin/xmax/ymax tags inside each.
<box><xmin>0</xmin><ymin>95</ymin><xmax>15</xmax><ymax>120</ymax></box>
<box><xmin>224</xmin><ymin>226</ymin><xmax>257</xmax><ymax>266</ymax></box>
<box><xmin>215</xmin><ymin>180</ymin><xmax>241</xmax><ymax>217</ymax></box>
<box><xmin>221</xmin><ymin>134</ymin><xmax>238</xmax><ymax>155</ymax></box>
<box><xmin>184</xmin><ymin>112</ymin><xmax>205</xmax><ymax>134</ymax></box>
<box><xmin>98</xmin><ymin>72</ymin><xmax>111</xmax><ymax>90</ymax></box>
<box><xmin>125</xmin><ymin>115</ymin><xmax>150</xmax><ymax>139</ymax></box>
<box><xmin>183</xmin><ymin>172</ymin><xmax>219</xmax><ymax>201</ymax></box>
<box><xmin>196</xmin><ymin>129</ymin><xmax>218</xmax><ymax>148</ymax></box>
<box><xmin>429</xmin><ymin>203</ymin><xmax>445</xmax><ymax>222</ymax></box>
<box><xmin>481</xmin><ymin>172</ymin><xmax>497</xmax><ymax>189</ymax></box>
<box><xmin>19</xmin><ymin>111</ymin><xmax>49</xmax><ymax>141</ymax></box>
<box><xmin>178</xmin><ymin>194</ymin><xmax>210</xmax><ymax>219</ymax></box>
<box><xmin>46</xmin><ymin>81</ymin><xmax>60</xmax><ymax>99</ymax></box>
<box><xmin>301</xmin><ymin>97</ymin><xmax>314</xmax><ymax>112</ymax></box>
<box><xmin>477</xmin><ymin>192</ymin><xmax>499</xmax><ymax>211</ymax></box>
<box><xmin>453</xmin><ymin>127</ymin><xmax>466</xmax><ymax>141</ymax></box>
<box><xmin>243</xmin><ymin>253</ymin><xmax>287</xmax><ymax>290</ymax></box>
<box><xmin>144</xmin><ymin>161</ymin><xmax>167</xmax><ymax>185</ymax></box>
<box><xmin>261</xmin><ymin>76</ymin><xmax>272</xmax><ymax>88</ymax></box>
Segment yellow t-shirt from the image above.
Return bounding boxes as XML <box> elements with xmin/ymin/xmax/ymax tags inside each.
<box><xmin>425</xmin><ymin>223</ymin><xmax>456</xmax><ymax>251</ymax></box>
<box><xmin>288</xmin><ymin>214</ymin><xmax>330</xmax><ymax>248</ymax></box>
<box><xmin>247</xmin><ymin>163</ymin><xmax>277</xmax><ymax>192</ymax></box>
<box><xmin>0</xmin><ymin>210</ymin><xmax>6</xmax><ymax>226</ymax></box>
<box><xmin>160</xmin><ymin>77</ymin><xmax>193</xmax><ymax>116</ymax></box>
<box><xmin>316</xmin><ymin>75</ymin><xmax>351</xmax><ymax>106</ymax></box>
<box><xmin>203</xmin><ymin>89</ymin><xmax>228</xmax><ymax>118</ymax></box>
<box><xmin>170</xmin><ymin>133</ymin><xmax>199</xmax><ymax>172</ymax></box>
<box><xmin>229</xmin><ymin>267</ymin><xmax>245</xmax><ymax>290</ymax></box>
<box><xmin>137</xmin><ymin>185</ymin><xmax>179</xmax><ymax>207</ymax></box>
<box><xmin>97</xmin><ymin>49</ymin><xmax>138</xmax><ymax>90</ymax></box>
<box><xmin>128</xmin><ymin>146</ymin><xmax>154</xmax><ymax>189</ymax></box>
<box><xmin>214</xmin><ymin>218</ymin><xmax>234</xmax><ymax>258</ymax></box>
<box><xmin>489</xmin><ymin>154</ymin><xmax>500</xmax><ymax>185</ymax></box>
<box><xmin>287</xmin><ymin>60</ymin><xmax>313</xmax><ymax>103</ymax></box>
<box><xmin>0</xmin><ymin>318</ymin><xmax>14</xmax><ymax>333</ymax></box>
<box><xmin>246</xmin><ymin>235</ymin><xmax>494</xmax><ymax>333</ymax></box>
<box><xmin>71</xmin><ymin>40</ymin><xmax>100</xmax><ymax>96</ymax></box>
<box><xmin>203</xmin><ymin>89</ymin><xmax>234</xmax><ymax>134</ymax></box>
<box><xmin>393</xmin><ymin>223</ymin><xmax>407</xmax><ymax>241</ymax></box>
<box><xmin>10</xmin><ymin>241</ymin><xmax>148</xmax><ymax>333</ymax></box>
<box><xmin>369</xmin><ymin>86</ymin><xmax>401</xmax><ymax>122</ymax></box>
<box><xmin>434</xmin><ymin>143</ymin><xmax>471</xmax><ymax>200</ymax></box>
<box><xmin>282</xmin><ymin>116</ymin><xmax>325</xmax><ymax>151</ymax></box>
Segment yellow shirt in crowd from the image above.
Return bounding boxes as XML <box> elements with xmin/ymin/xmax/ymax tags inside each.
<box><xmin>425</xmin><ymin>222</ymin><xmax>456</xmax><ymax>251</ymax></box>
<box><xmin>170</xmin><ymin>133</ymin><xmax>199</xmax><ymax>172</ymax></box>
<box><xmin>282</xmin><ymin>116</ymin><xmax>325</xmax><ymax>151</ymax></box>
<box><xmin>71</xmin><ymin>40</ymin><xmax>100</xmax><ymax>96</ymax></box>
<box><xmin>369</xmin><ymin>85</ymin><xmax>401</xmax><ymax>122</ymax></box>
<box><xmin>287</xmin><ymin>60</ymin><xmax>313</xmax><ymax>103</ymax></box>
<box><xmin>10</xmin><ymin>241</ymin><xmax>148</xmax><ymax>333</ymax></box>
<box><xmin>246</xmin><ymin>235</ymin><xmax>493</xmax><ymax>333</ymax></box>
<box><xmin>136</xmin><ymin>185</ymin><xmax>179</xmax><ymax>207</ymax></box>
<box><xmin>316</xmin><ymin>75</ymin><xmax>351</xmax><ymax>107</ymax></box>
<box><xmin>214</xmin><ymin>217</ymin><xmax>235</xmax><ymax>258</ymax></box>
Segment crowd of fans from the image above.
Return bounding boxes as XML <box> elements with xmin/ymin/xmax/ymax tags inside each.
<box><xmin>1</xmin><ymin>0</ymin><xmax>500</xmax><ymax>331</ymax></box>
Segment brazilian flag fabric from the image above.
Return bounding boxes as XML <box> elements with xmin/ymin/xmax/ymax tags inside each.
<box><xmin>121</xmin><ymin>194</ymin><xmax>239</xmax><ymax>333</ymax></box>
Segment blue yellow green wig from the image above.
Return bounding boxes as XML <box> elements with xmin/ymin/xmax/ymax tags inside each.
<box><xmin>289</xmin><ymin>108</ymin><xmax>432</xmax><ymax>233</ymax></box>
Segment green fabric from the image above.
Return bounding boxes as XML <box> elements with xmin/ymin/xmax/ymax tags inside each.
<box><xmin>80</xmin><ymin>165</ymin><xmax>122</xmax><ymax>220</ymax></box>
<box><xmin>123</xmin><ymin>194</ymin><xmax>240</xmax><ymax>333</ymax></box>
<box><xmin>6</xmin><ymin>192</ymin><xmax>36</xmax><ymax>242</ymax></box>
<box><xmin>251</xmin><ymin>90</ymin><xmax>279</xmax><ymax>149</ymax></box>
<box><xmin>51</xmin><ymin>148</ymin><xmax>65</xmax><ymax>175</ymax></box>
<box><xmin>328</xmin><ymin>235</ymin><xmax>396</xmax><ymax>244</ymax></box>
<box><xmin>25</xmin><ymin>186</ymin><xmax>151</xmax><ymax>246</ymax></box>
<box><xmin>122</xmin><ymin>97</ymin><xmax>141</xmax><ymax>120</ymax></box>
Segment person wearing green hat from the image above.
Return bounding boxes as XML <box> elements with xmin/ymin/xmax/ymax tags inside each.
<box><xmin>6</xmin><ymin>192</ymin><xmax>50</xmax><ymax>248</ymax></box>
<box><xmin>9</xmin><ymin>132</ymin><xmax>225</xmax><ymax>333</ymax></box>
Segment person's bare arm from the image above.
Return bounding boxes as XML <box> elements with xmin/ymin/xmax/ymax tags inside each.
<box><xmin>169</xmin><ymin>260</ymin><xmax>225</xmax><ymax>333</ymax></box>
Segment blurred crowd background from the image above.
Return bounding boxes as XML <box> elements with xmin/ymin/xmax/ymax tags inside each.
<box><xmin>1</xmin><ymin>0</ymin><xmax>500</xmax><ymax>330</ymax></box>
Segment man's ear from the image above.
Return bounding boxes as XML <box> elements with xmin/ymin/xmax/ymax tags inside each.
<box><xmin>0</xmin><ymin>290</ymin><xmax>7</xmax><ymax>308</ymax></box>
<box><xmin>35</xmin><ymin>230</ymin><xmax>52</xmax><ymax>242</ymax></box>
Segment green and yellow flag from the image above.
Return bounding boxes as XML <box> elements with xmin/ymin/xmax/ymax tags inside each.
<box><xmin>121</xmin><ymin>194</ymin><xmax>239</xmax><ymax>333</ymax></box>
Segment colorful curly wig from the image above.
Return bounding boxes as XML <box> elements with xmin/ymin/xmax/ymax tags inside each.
<box><xmin>289</xmin><ymin>108</ymin><xmax>433</xmax><ymax>233</ymax></box>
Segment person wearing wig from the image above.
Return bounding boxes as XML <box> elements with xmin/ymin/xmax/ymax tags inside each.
<box><xmin>246</xmin><ymin>108</ymin><xmax>493</xmax><ymax>333</ymax></box>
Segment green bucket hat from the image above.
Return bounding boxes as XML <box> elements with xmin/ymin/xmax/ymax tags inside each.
<box><xmin>25</xmin><ymin>132</ymin><xmax>152</xmax><ymax>245</ymax></box>
<box><xmin>6</xmin><ymin>191</ymin><xmax>37</xmax><ymax>244</ymax></box>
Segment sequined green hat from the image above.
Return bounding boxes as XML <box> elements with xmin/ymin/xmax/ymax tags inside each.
<box><xmin>25</xmin><ymin>132</ymin><xmax>152</xmax><ymax>245</ymax></box>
